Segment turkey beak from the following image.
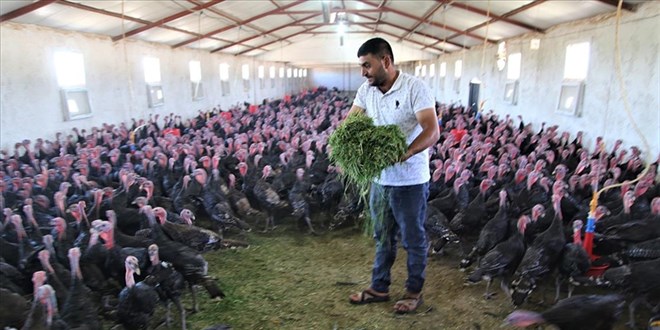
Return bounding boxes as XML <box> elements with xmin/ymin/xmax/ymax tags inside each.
<box><xmin>131</xmin><ymin>259</ymin><xmax>141</xmax><ymax>275</ymax></box>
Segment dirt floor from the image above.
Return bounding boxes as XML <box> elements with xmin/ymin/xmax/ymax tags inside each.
<box><xmin>174</xmin><ymin>218</ymin><xmax>652</xmax><ymax>330</ymax></box>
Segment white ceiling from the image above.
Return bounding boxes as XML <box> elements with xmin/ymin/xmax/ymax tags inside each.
<box><xmin>0</xmin><ymin>0</ymin><xmax>645</xmax><ymax>66</ymax></box>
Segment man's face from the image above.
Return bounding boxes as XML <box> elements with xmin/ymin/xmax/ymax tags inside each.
<box><xmin>359</xmin><ymin>53</ymin><xmax>388</xmax><ymax>87</ymax></box>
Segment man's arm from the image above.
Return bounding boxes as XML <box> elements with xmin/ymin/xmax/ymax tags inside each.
<box><xmin>347</xmin><ymin>104</ymin><xmax>365</xmax><ymax>117</ymax></box>
<box><xmin>401</xmin><ymin>108</ymin><xmax>440</xmax><ymax>162</ymax></box>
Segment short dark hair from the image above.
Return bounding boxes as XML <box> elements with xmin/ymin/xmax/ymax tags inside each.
<box><xmin>357</xmin><ymin>37</ymin><xmax>394</xmax><ymax>63</ymax></box>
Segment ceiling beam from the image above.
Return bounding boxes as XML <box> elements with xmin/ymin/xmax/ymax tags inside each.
<box><xmin>210</xmin><ymin>13</ymin><xmax>319</xmax><ymax>53</ymax></box>
<box><xmin>0</xmin><ymin>0</ymin><xmax>57</xmax><ymax>23</ymax></box>
<box><xmin>360</xmin><ymin>22</ymin><xmax>461</xmax><ymax>52</ymax></box>
<box><xmin>357</xmin><ymin>0</ymin><xmax>496</xmax><ymax>43</ymax></box>
<box><xmin>235</xmin><ymin>24</ymin><xmax>323</xmax><ymax>56</ymax></box>
<box><xmin>269</xmin><ymin>9</ymin><xmax>385</xmax><ymax>15</ymax></box>
<box><xmin>269</xmin><ymin>0</ymin><xmax>300</xmax><ymax>28</ymax></box>
<box><xmin>173</xmin><ymin>0</ymin><xmax>306</xmax><ymax>49</ymax></box>
<box><xmin>354</xmin><ymin>23</ymin><xmax>447</xmax><ymax>54</ymax></box>
<box><xmin>442</xmin><ymin>0</ymin><xmax>546</xmax><ymax>42</ymax></box>
<box><xmin>597</xmin><ymin>0</ymin><xmax>636</xmax><ymax>12</ymax></box>
<box><xmin>400</xmin><ymin>1</ymin><xmax>448</xmax><ymax>42</ymax></box>
<box><xmin>57</xmin><ymin>0</ymin><xmax>234</xmax><ymax>45</ymax></box>
<box><xmin>374</xmin><ymin>0</ymin><xmax>388</xmax><ymax>31</ymax></box>
<box><xmin>191</xmin><ymin>0</ymin><xmax>280</xmax><ymax>43</ymax></box>
<box><xmin>352</xmin><ymin>11</ymin><xmax>467</xmax><ymax>50</ymax></box>
<box><xmin>304</xmin><ymin>31</ymin><xmax>373</xmax><ymax>35</ymax></box>
<box><xmin>112</xmin><ymin>0</ymin><xmax>226</xmax><ymax>42</ymax></box>
<box><xmin>448</xmin><ymin>2</ymin><xmax>544</xmax><ymax>33</ymax></box>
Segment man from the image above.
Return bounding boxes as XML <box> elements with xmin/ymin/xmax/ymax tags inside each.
<box><xmin>347</xmin><ymin>37</ymin><xmax>439</xmax><ymax>313</ymax></box>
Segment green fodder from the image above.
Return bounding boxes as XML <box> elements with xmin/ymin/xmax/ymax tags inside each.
<box><xmin>328</xmin><ymin>113</ymin><xmax>407</xmax><ymax>235</ymax></box>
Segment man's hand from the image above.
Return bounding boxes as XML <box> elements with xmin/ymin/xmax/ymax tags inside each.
<box><xmin>399</xmin><ymin>149</ymin><xmax>414</xmax><ymax>163</ymax></box>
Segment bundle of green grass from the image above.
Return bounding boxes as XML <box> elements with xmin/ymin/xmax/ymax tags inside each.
<box><xmin>328</xmin><ymin>112</ymin><xmax>407</xmax><ymax>196</ymax></box>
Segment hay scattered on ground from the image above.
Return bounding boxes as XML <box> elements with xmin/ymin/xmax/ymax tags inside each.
<box><xmin>181</xmin><ymin>222</ymin><xmax>641</xmax><ymax>330</ymax></box>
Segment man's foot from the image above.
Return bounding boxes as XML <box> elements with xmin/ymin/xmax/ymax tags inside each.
<box><xmin>393</xmin><ymin>293</ymin><xmax>423</xmax><ymax>314</ymax></box>
<box><xmin>349</xmin><ymin>288</ymin><xmax>390</xmax><ymax>305</ymax></box>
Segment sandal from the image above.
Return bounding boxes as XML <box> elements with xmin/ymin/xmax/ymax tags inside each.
<box><xmin>393</xmin><ymin>294</ymin><xmax>423</xmax><ymax>314</ymax></box>
<box><xmin>349</xmin><ymin>289</ymin><xmax>390</xmax><ymax>305</ymax></box>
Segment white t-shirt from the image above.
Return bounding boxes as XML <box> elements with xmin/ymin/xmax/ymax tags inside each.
<box><xmin>353</xmin><ymin>71</ymin><xmax>435</xmax><ymax>186</ymax></box>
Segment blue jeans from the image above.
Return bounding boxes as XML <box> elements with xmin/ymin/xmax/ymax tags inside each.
<box><xmin>369</xmin><ymin>182</ymin><xmax>429</xmax><ymax>294</ymax></box>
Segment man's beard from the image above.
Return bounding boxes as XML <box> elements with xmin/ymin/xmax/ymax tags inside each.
<box><xmin>368</xmin><ymin>68</ymin><xmax>386</xmax><ymax>87</ymax></box>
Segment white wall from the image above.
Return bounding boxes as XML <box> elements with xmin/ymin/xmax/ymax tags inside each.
<box><xmin>350</xmin><ymin>2</ymin><xmax>660</xmax><ymax>161</ymax></box>
<box><xmin>310</xmin><ymin>66</ymin><xmax>365</xmax><ymax>91</ymax></box>
<box><xmin>0</xmin><ymin>22</ymin><xmax>310</xmax><ymax>151</ymax></box>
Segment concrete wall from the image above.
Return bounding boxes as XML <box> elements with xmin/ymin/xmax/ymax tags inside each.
<box><xmin>0</xmin><ymin>22</ymin><xmax>309</xmax><ymax>151</ymax></box>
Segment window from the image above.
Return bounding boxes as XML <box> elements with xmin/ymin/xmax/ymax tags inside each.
<box><xmin>270</xmin><ymin>66</ymin><xmax>276</xmax><ymax>88</ymax></box>
<box><xmin>303</xmin><ymin>69</ymin><xmax>307</xmax><ymax>77</ymax></box>
<box><xmin>557</xmin><ymin>41</ymin><xmax>590</xmax><ymax>116</ymax></box>
<box><xmin>220</xmin><ymin>63</ymin><xmax>230</xmax><ymax>81</ymax></box>
<box><xmin>143</xmin><ymin>57</ymin><xmax>161</xmax><ymax>84</ymax></box>
<box><xmin>421</xmin><ymin>65</ymin><xmax>427</xmax><ymax>77</ymax></box>
<box><xmin>507</xmin><ymin>53</ymin><xmax>521</xmax><ymax>80</ymax></box>
<box><xmin>453</xmin><ymin>60</ymin><xmax>462</xmax><ymax>93</ymax></box>
<box><xmin>55</xmin><ymin>51</ymin><xmax>86</xmax><ymax>88</ymax></box>
<box><xmin>55</xmin><ymin>51</ymin><xmax>92</xmax><ymax>120</ymax></box>
<box><xmin>189</xmin><ymin>60</ymin><xmax>204</xmax><ymax>100</ymax></box>
<box><xmin>241</xmin><ymin>64</ymin><xmax>250</xmax><ymax>80</ymax></box>
<box><xmin>438</xmin><ymin>62</ymin><xmax>446</xmax><ymax>91</ymax></box>
<box><xmin>258</xmin><ymin>65</ymin><xmax>265</xmax><ymax>89</ymax></box>
<box><xmin>563</xmin><ymin>42</ymin><xmax>590</xmax><ymax>80</ymax></box>
<box><xmin>279</xmin><ymin>67</ymin><xmax>285</xmax><ymax>78</ymax></box>
<box><xmin>414</xmin><ymin>65</ymin><xmax>421</xmax><ymax>76</ymax></box>
<box><xmin>219</xmin><ymin>63</ymin><xmax>230</xmax><ymax>96</ymax></box>
<box><xmin>293</xmin><ymin>68</ymin><xmax>298</xmax><ymax>78</ymax></box>
<box><xmin>429</xmin><ymin>64</ymin><xmax>435</xmax><ymax>77</ymax></box>
<box><xmin>286</xmin><ymin>68</ymin><xmax>292</xmax><ymax>78</ymax></box>
<box><xmin>454</xmin><ymin>60</ymin><xmax>462</xmax><ymax>78</ymax></box>
<box><xmin>189</xmin><ymin>60</ymin><xmax>201</xmax><ymax>83</ymax></box>
<box><xmin>504</xmin><ymin>81</ymin><xmax>519</xmax><ymax>105</ymax></box>
<box><xmin>242</xmin><ymin>64</ymin><xmax>250</xmax><ymax>92</ymax></box>
<box><xmin>556</xmin><ymin>81</ymin><xmax>584</xmax><ymax>116</ymax></box>
<box><xmin>504</xmin><ymin>53</ymin><xmax>521</xmax><ymax>105</ymax></box>
<box><xmin>143</xmin><ymin>57</ymin><xmax>163</xmax><ymax>107</ymax></box>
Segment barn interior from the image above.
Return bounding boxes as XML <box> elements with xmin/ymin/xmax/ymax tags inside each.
<box><xmin>1</xmin><ymin>1</ymin><xmax>659</xmax><ymax>329</ymax></box>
